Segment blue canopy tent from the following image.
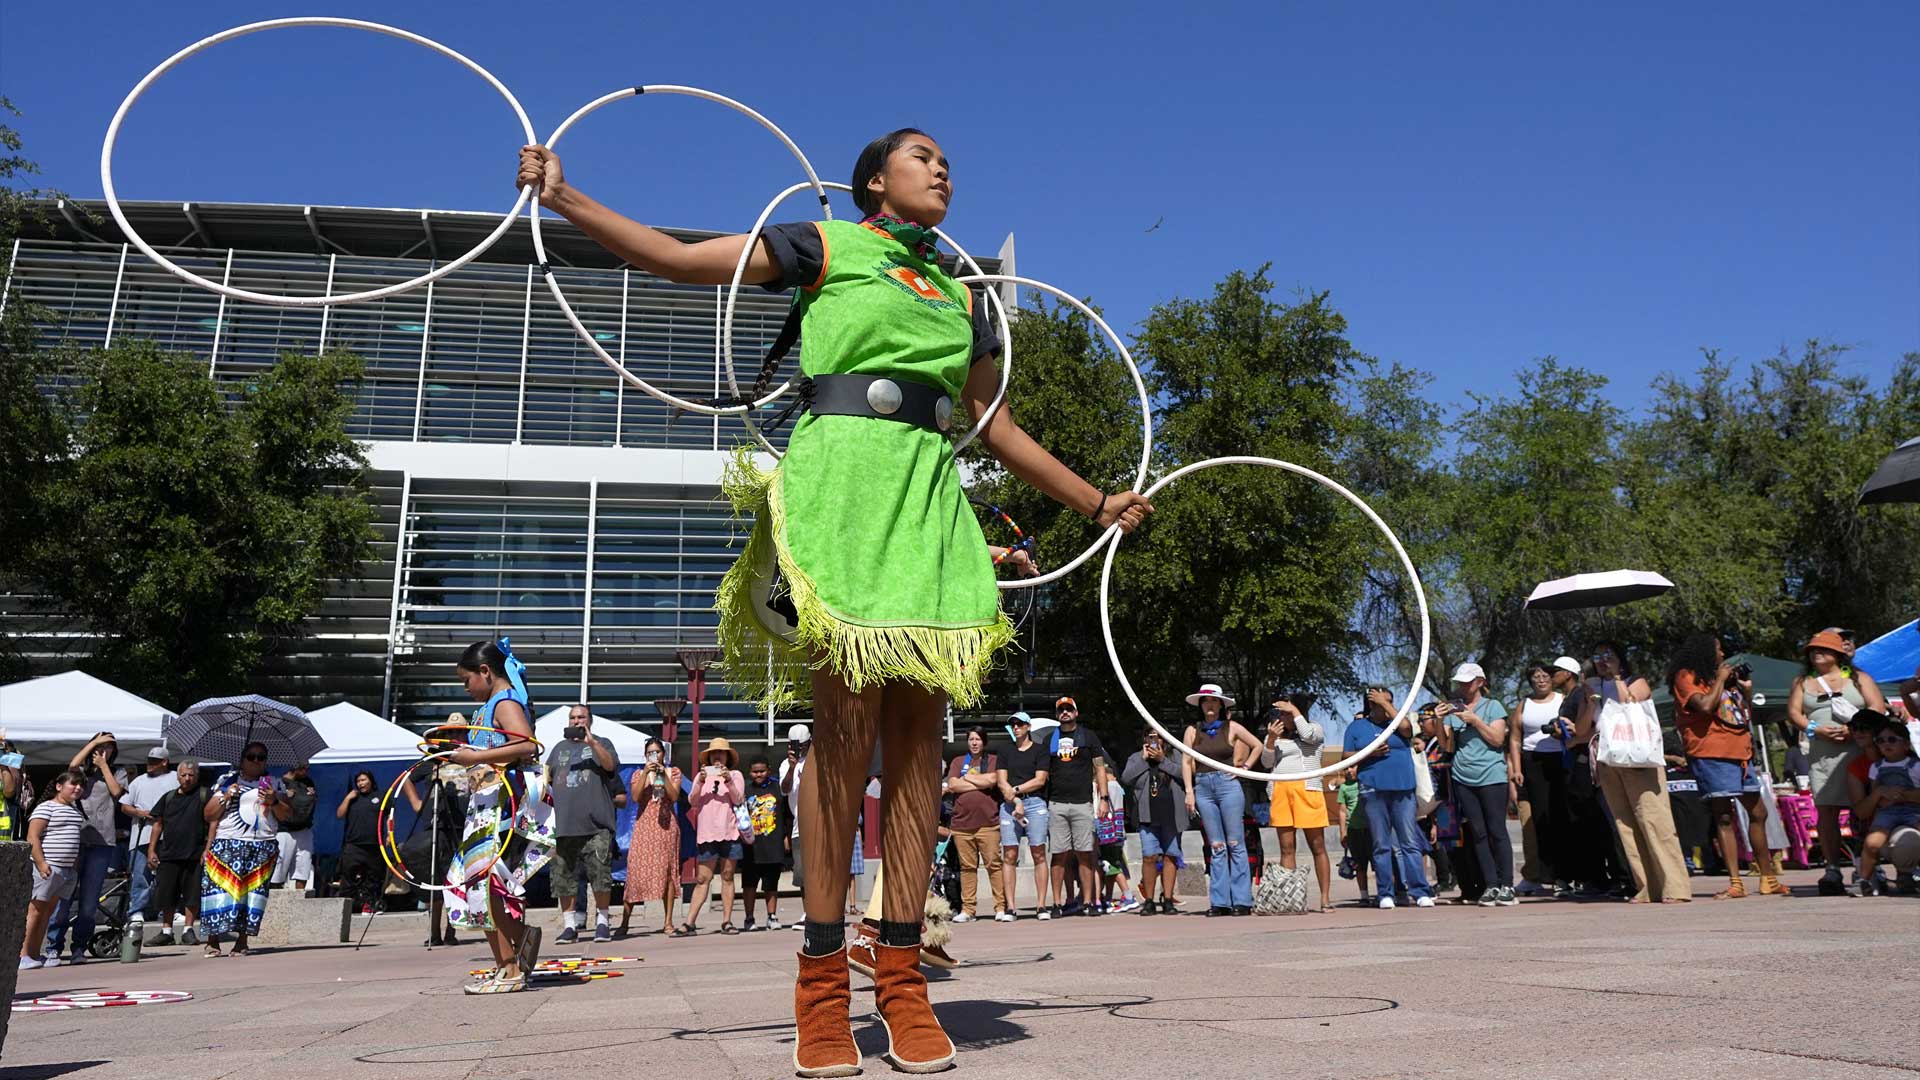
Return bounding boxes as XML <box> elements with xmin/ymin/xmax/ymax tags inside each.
<box><xmin>1855</xmin><ymin>620</ymin><xmax>1920</xmax><ymax>685</ymax></box>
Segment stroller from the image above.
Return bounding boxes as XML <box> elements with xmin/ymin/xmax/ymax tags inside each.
<box><xmin>65</xmin><ymin>868</ymin><xmax>134</xmax><ymax>959</ymax></box>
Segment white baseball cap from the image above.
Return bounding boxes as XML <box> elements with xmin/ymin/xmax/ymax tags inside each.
<box><xmin>1552</xmin><ymin>656</ymin><xmax>1582</xmax><ymax>676</ymax></box>
<box><xmin>1450</xmin><ymin>662</ymin><xmax>1486</xmax><ymax>684</ymax></box>
<box><xmin>787</xmin><ymin>724</ymin><xmax>811</xmax><ymax>743</ymax></box>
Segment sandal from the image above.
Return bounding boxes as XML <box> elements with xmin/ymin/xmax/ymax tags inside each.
<box><xmin>670</xmin><ymin>924</ymin><xmax>698</xmax><ymax>938</ymax></box>
<box><xmin>720</xmin><ymin>922</ymin><xmax>738</xmax><ymax>936</ymax></box>
<box><xmin>203</xmin><ymin>944</ymin><xmax>224</xmax><ymax>958</ymax></box>
<box><xmin>1712</xmin><ymin>883</ymin><xmax>1747</xmax><ymax>900</ymax></box>
<box><xmin>463</xmin><ymin>971</ymin><xmax>526</xmax><ymax>995</ymax></box>
<box><xmin>230</xmin><ymin>945</ymin><xmax>252</xmax><ymax>957</ymax></box>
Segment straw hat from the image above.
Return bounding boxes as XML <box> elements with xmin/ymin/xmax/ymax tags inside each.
<box><xmin>701</xmin><ymin>736</ymin><xmax>738</xmax><ymax>769</ymax></box>
<box><xmin>1185</xmin><ymin>682</ymin><xmax>1235</xmax><ymax>707</ymax></box>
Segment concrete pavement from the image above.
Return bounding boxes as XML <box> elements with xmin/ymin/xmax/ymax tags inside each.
<box><xmin>3</xmin><ymin>867</ymin><xmax>1913</xmax><ymax>1080</ymax></box>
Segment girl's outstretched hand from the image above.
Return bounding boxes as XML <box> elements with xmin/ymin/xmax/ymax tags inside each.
<box><xmin>1096</xmin><ymin>491</ymin><xmax>1153</xmax><ymax>534</ymax></box>
<box><xmin>518</xmin><ymin>145</ymin><xmax>566</xmax><ymax>207</ymax></box>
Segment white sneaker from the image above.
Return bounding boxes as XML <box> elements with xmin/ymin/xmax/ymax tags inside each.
<box><xmin>1037</xmin><ymin>908</ymin><xmax>1052</xmax><ymax>921</ymax></box>
<box><xmin>994</xmin><ymin>911</ymin><xmax>1015</xmax><ymax>922</ymax></box>
<box><xmin>951</xmin><ymin>912</ymin><xmax>974</xmax><ymax>924</ymax></box>
<box><xmin>18</xmin><ymin>956</ymin><xmax>43</xmax><ymax>971</ymax></box>
<box><xmin>1415</xmin><ymin>896</ymin><xmax>1435</xmax><ymax>908</ymax></box>
<box><xmin>1377</xmin><ymin>896</ymin><xmax>1396</xmax><ymax>910</ymax></box>
<box><xmin>42</xmin><ymin>956</ymin><xmax>62</xmax><ymax>968</ymax></box>
<box><xmin>766</xmin><ymin>915</ymin><xmax>782</xmax><ymax>931</ymax></box>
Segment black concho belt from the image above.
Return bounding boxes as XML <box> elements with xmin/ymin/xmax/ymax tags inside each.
<box><xmin>799</xmin><ymin>373</ymin><xmax>957</xmax><ymax>434</ymax></box>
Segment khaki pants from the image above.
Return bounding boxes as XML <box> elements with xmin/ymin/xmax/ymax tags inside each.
<box><xmin>952</xmin><ymin>826</ymin><xmax>1007</xmax><ymax>915</ymax></box>
<box><xmin>1596</xmin><ymin>764</ymin><xmax>1691</xmax><ymax>902</ymax></box>
<box><xmin>1517</xmin><ymin>797</ymin><xmax>1545</xmax><ymax>884</ymax></box>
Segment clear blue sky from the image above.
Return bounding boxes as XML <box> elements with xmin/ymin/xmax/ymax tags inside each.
<box><xmin>4</xmin><ymin>1</ymin><xmax>1915</xmax><ymax>412</ymax></box>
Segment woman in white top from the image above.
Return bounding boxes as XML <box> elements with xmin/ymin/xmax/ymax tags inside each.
<box><xmin>199</xmin><ymin>740</ymin><xmax>292</xmax><ymax>956</ymax></box>
<box><xmin>1259</xmin><ymin>699</ymin><xmax>1331</xmax><ymax>911</ymax></box>
<box><xmin>20</xmin><ymin>771</ymin><xmax>86</xmax><ymax>970</ymax></box>
<box><xmin>1787</xmin><ymin>628</ymin><xmax>1886</xmax><ymax>895</ymax></box>
<box><xmin>1510</xmin><ymin>662</ymin><xmax>1577</xmax><ymax>897</ymax></box>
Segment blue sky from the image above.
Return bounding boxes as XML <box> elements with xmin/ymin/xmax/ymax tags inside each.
<box><xmin>5</xmin><ymin>2</ymin><xmax>1914</xmax><ymax>415</ymax></box>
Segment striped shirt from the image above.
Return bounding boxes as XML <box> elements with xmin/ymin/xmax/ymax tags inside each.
<box><xmin>30</xmin><ymin>801</ymin><xmax>85</xmax><ymax>869</ymax></box>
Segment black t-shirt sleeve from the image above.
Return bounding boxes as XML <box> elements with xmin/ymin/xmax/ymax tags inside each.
<box><xmin>1085</xmin><ymin>731</ymin><xmax>1108</xmax><ymax>763</ymax></box>
<box><xmin>969</xmin><ymin>288</ymin><xmax>1002</xmax><ymax>361</ymax></box>
<box><xmin>759</xmin><ymin>221</ymin><xmax>826</xmax><ymax>293</ymax></box>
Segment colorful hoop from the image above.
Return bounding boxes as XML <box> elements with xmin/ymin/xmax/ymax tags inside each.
<box><xmin>374</xmin><ymin>748</ymin><xmax>521</xmax><ymax>892</ymax></box>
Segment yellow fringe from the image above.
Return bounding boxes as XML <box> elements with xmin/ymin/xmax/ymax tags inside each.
<box><xmin>715</xmin><ymin>447</ymin><xmax>1015</xmax><ymax>710</ymax></box>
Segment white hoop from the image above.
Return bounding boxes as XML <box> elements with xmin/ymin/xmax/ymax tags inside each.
<box><xmin>100</xmin><ymin>18</ymin><xmax>536</xmax><ymax>307</ymax></box>
<box><xmin>722</xmin><ymin>179</ymin><xmax>1012</xmax><ymax>458</ymax></box>
<box><xmin>1098</xmin><ymin>456</ymin><xmax>1432</xmax><ymax>783</ymax></box>
<box><xmin>531</xmin><ymin>85</ymin><xmax>829</xmax><ymax>416</ymax></box>
<box><xmin>953</xmin><ymin>274</ymin><xmax>1153</xmax><ymax>591</ymax></box>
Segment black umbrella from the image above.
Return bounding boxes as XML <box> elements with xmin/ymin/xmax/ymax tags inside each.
<box><xmin>165</xmin><ymin>694</ymin><xmax>328</xmax><ymax>769</ymax></box>
<box><xmin>1859</xmin><ymin>436</ymin><xmax>1920</xmax><ymax>505</ymax></box>
<box><xmin>1525</xmin><ymin>570</ymin><xmax>1675</xmax><ymax>611</ymax></box>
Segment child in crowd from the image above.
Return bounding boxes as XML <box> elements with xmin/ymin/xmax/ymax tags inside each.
<box><xmin>1332</xmin><ymin>767</ymin><xmax>1372</xmax><ymax>904</ymax></box>
<box><xmin>1855</xmin><ymin>720</ymin><xmax>1920</xmax><ymax>896</ymax></box>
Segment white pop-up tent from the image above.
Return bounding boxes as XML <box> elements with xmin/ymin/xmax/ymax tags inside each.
<box><xmin>0</xmin><ymin>670</ymin><xmax>174</xmax><ymax>766</ymax></box>
<box><xmin>308</xmin><ymin>701</ymin><xmax>423</xmax><ymax>764</ymax></box>
<box><xmin>532</xmin><ymin>705</ymin><xmax>654</xmax><ymax>762</ymax></box>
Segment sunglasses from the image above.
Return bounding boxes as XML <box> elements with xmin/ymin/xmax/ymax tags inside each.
<box><xmin>1874</xmin><ymin>735</ymin><xmax>1909</xmax><ymax>745</ymax></box>
<box><xmin>243</xmin><ymin>752</ymin><xmax>269</xmax><ymax>762</ymax></box>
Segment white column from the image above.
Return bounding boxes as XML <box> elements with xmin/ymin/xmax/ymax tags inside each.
<box><xmin>766</xmin><ymin>645</ymin><xmax>776</xmax><ymax>743</ymax></box>
<box><xmin>411</xmin><ymin>280</ymin><xmax>435</xmax><ymax>441</ymax></box>
<box><xmin>380</xmin><ymin>472</ymin><xmax>415</xmax><ymax>722</ymax></box>
<box><xmin>317</xmin><ymin>253</ymin><xmax>337</xmax><ymax>350</ymax></box>
<box><xmin>207</xmin><ymin>248</ymin><xmax>233</xmax><ymax>378</ymax></box>
<box><xmin>102</xmin><ymin>243</ymin><xmax>129</xmax><ymax>347</ymax></box>
<box><xmin>514</xmin><ymin>263</ymin><xmax>533</xmax><ymax>443</ymax></box>
<box><xmin>0</xmin><ymin>237</ymin><xmax>21</xmax><ymax>320</ymax></box>
<box><xmin>713</xmin><ymin>284</ymin><xmax>723</xmax><ymax>449</ymax></box>
<box><xmin>579</xmin><ymin>479</ymin><xmax>599</xmax><ymax>702</ymax></box>
<box><xmin>614</xmin><ymin>268</ymin><xmax>628</xmax><ymax>446</ymax></box>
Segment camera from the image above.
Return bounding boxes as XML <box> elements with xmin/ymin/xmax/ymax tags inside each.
<box><xmin>563</xmin><ymin>724</ymin><xmax>588</xmax><ymax>741</ymax></box>
<box><xmin>1728</xmin><ymin>663</ymin><xmax>1753</xmax><ymax>683</ymax></box>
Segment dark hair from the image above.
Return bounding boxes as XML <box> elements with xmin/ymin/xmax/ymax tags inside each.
<box><xmin>851</xmin><ymin>128</ymin><xmax>929</xmax><ymax>216</ymax></box>
<box><xmin>1522</xmin><ymin>661</ymin><xmax>1553</xmax><ymax>684</ymax></box>
<box><xmin>749</xmin><ymin>756</ymin><xmax>770</xmax><ymax>769</ymax></box>
<box><xmin>458</xmin><ymin>640</ymin><xmax>508</xmax><ymax>675</ymax></box>
<box><xmin>1590</xmin><ymin>640</ymin><xmax>1634</xmax><ymax>677</ymax></box>
<box><xmin>963</xmin><ymin>725</ymin><xmax>989</xmax><ymax>744</ymax></box>
<box><xmin>1849</xmin><ymin>709</ymin><xmax>1893</xmax><ymax>735</ymax></box>
<box><xmin>352</xmin><ymin>769</ymin><xmax>376</xmax><ymax>789</ymax></box>
<box><xmin>1665</xmin><ymin>634</ymin><xmax>1721</xmax><ymax>696</ymax></box>
<box><xmin>39</xmin><ymin>770</ymin><xmax>85</xmax><ymax>808</ymax></box>
<box><xmin>644</xmin><ymin>738</ymin><xmax>665</xmax><ymax>755</ymax></box>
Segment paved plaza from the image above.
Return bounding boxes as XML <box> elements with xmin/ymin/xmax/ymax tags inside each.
<box><xmin>3</xmin><ymin>867</ymin><xmax>1913</xmax><ymax>1080</ymax></box>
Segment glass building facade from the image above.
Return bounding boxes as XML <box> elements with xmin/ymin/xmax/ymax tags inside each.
<box><xmin>3</xmin><ymin>200</ymin><xmax>1011</xmax><ymax>740</ymax></box>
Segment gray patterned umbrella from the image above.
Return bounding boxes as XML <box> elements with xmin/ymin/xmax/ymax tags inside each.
<box><xmin>165</xmin><ymin>694</ymin><xmax>327</xmax><ymax>769</ymax></box>
<box><xmin>1859</xmin><ymin>436</ymin><xmax>1920</xmax><ymax>505</ymax></box>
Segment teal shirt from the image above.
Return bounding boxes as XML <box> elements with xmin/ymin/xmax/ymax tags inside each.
<box><xmin>1446</xmin><ymin>697</ymin><xmax>1510</xmax><ymax>787</ymax></box>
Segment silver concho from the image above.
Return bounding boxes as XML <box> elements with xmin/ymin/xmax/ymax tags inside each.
<box><xmin>934</xmin><ymin>395</ymin><xmax>954</xmax><ymax>432</ymax></box>
<box><xmin>866</xmin><ymin>378</ymin><xmax>903</xmax><ymax>415</ymax></box>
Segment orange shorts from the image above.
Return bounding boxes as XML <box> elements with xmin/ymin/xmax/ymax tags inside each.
<box><xmin>1269</xmin><ymin>782</ymin><xmax>1328</xmax><ymax>830</ymax></box>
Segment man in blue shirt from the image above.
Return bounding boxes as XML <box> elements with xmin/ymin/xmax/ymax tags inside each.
<box><xmin>1342</xmin><ymin>687</ymin><xmax>1432</xmax><ymax>908</ymax></box>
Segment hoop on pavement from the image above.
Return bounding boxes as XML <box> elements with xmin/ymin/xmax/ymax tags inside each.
<box><xmin>1098</xmin><ymin>455</ymin><xmax>1431</xmax><ymax>783</ymax></box>
<box><xmin>13</xmin><ymin>990</ymin><xmax>192</xmax><ymax>1012</ymax></box>
<box><xmin>101</xmin><ymin>17</ymin><xmax>536</xmax><ymax>306</ymax></box>
<box><xmin>530</xmin><ymin>85</ymin><xmax>829</xmax><ymax>417</ymax></box>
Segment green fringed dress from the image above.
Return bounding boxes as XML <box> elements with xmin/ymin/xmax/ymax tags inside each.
<box><xmin>717</xmin><ymin>218</ymin><xmax>1013</xmax><ymax>709</ymax></box>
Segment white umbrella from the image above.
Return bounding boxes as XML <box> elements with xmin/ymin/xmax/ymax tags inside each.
<box><xmin>1524</xmin><ymin>570</ymin><xmax>1675</xmax><ymax>611</ymax></box>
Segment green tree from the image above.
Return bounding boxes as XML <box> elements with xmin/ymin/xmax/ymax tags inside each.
<box><xmin>20</xmin><ymin>343</ymin><xmax>376</xmax><ymax>704</ymax></box>
<box><xmin>0</xmin><ymin>97</ymin><xmax>70</xmax><ymax>681</ymax></box>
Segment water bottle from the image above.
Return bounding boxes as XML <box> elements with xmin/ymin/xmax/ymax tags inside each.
<box><xmin>121</xmin><ymin>914</ymin><xmax>143</xmax><ymax>963</ymax></box>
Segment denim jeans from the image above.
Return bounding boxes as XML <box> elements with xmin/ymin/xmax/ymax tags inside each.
<box><xmin>1192</xmin><ymin>770</ymin><xmax>1251</xmax><ymax>908</ymax></box>
<box><xmin>1361</xmin><ymin>787</ymin><xmax>1431</xmax><ymax>900</ymax></box>
<box><xmin>128</xmin><ymin>847</ymin><xmax>154</xmax><ymax>918</ymax></box>
<box><xmin>47</xmin><ymin>842</ymin><xmax>115</xmax><ymax>957</ymax></box>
